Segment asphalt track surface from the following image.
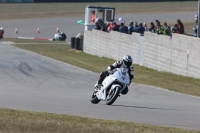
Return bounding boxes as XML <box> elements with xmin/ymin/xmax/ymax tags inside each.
<box><xmin>0</xmin><ymin>12</ymin><xmax>196</xmax><ymax>40</ymax></box>
<box><xmin>0</xmin><ymin>12</ymin><xmax>200</xmax><ymax>130</ymax></box>
<box><xmin>0</xmin><ymin>42</ymin><xmax>200</xmax><ymax>130</ymax></box>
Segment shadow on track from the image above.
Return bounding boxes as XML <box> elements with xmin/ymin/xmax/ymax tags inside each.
<box><xmin>109</xmin><ymin>104</ymin><xmax>180</xmax><ymax>111</ymax></box>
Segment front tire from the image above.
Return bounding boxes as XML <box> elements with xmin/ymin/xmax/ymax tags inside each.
<box><xmin>90</xmin><ymin>91</ymin><xmax>100</xmax><ymax>104</ymax></box>
<box><xmin>106</xmin><ymin>86</ymin><xmax>120</xmax><ymax>105</ymax></box>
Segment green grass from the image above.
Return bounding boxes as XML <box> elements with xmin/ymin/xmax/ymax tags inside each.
<box><xmin>11</xmin><ymin>40</ymin><xmax>200</xmax><ymax>97</ymax></box>
<box><xmin>0</xmin><ymin>108</ymin><xmax>199</xmax><ymax>133</ymax></box>
<box><xmin>0</xmin><ymin>2</ymin><xmax>197</xmax><ymax>20</ymax></box>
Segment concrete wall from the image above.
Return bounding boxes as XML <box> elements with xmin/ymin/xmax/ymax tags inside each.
<box><xmin>144</xmin><ymin>32</ymin><xmax>200</xmax><ymax>79</ymax></box>
<box><xmin>83</xmin><ymin>29</ymin><xmax>200</xmax><ymax>79</ymax></box>
<box><xmin>84</xmin><ymin>29</ymin><xmax>140</xmax><ymax>64</ymax></box>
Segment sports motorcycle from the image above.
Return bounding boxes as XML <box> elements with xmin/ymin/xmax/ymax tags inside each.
<box><xmin>90</xmin><ymin>68</ymin><xmax>130</xmax><ymax>105</ymax></box>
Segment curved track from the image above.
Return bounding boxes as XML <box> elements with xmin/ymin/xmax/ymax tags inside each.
<box><xmin>0</xmin><ymin>42</ymin><xmax>200</xmax><ymax>130</ymax></box>
<box><xmin>0</xmin><ymin>12</ymin><xmax>200</xmax><ymax>130</ymax></box>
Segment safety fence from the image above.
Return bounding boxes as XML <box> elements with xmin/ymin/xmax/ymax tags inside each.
<box><xmin>83</xmin><ymin>29</ymin><xmax>200</xmax><ymax>79</ymax></box>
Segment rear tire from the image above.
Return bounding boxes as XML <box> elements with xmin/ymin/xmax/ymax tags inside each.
<box><xmin>90</xmin><ymin>91</ymin><xmax>100</xmax><ymax>104</ymax></box>
<box><xmin>106</xmin><ymin>86</ymin><xmax>120</xmax><ymax>105</ymax></box>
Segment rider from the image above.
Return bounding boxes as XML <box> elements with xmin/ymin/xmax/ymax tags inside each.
<box><xmin>94</xmin><ymin>55</ymin><xmax>134</xmax><ymax>94</ymax></box>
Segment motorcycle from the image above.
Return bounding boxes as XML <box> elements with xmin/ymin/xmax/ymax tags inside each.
<box><xmin>90</xmin><ymin>68</ymin><xmax>130</xmax><ymax>105</ymax></box>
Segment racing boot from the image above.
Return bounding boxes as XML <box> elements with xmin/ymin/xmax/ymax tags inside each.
<box><xmin>94</xmin><ymin>82</ymin><xmax>102</xmax><ymax>89</ymax></box>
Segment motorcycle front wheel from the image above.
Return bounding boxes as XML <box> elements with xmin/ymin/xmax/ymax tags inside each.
<box><xmin>90</xmin><ymin>90</ymin><xmax>100</xmax><ymax>104</ymax></box>
<box><xmin>106</xmin><ymin>86</ymin><xmax>120</xmax><ymax>105</ymax></box>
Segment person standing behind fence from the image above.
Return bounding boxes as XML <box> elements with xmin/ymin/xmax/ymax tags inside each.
<box><xmin>133</xmin><ymin>21</ymin><xmax>138</xmax><ymax>32</ymax></box>
<box><xmin>112</xmin><ymin>22</ymin><xmax>120</xmax><ymax>31</ymax></box>
<box><xmin>119</xmin><ymin>23</ymin><xmax>128</xmax><ymax>34</ymax></box>
<box><xmin>164</xmin><ymin>22</ymin><xmax>171</xmax><ymax>36</ymax></box>
<box><xmin>193</xmin><ymin>21</ymin><xmax>198</xmax><ymax>37</ymax></box>
<box><xmin>149</xmin><ymin>22</ymin><xmax>155</xmax><ymax>33</ymax></box>
<box><xmin>0</xmin><ymin>27</ymin><xmax>4</xmax><ymax>40</ymax></box>
<box><xmin>128</xmin><ymin>21</ymin><xmax>134</xmax><ymax>35</ymax></box>
<box><xmin>177</xmin><ymin>19</ymin><xmax>184</xmax><ymax>34</ymax></box>
<box><xmin>134</xmin><ymin>23</ymin><xmax>145</xmax><ymax>35</ymax></box>
<box><xmin>143</xmin><ymin>23</ymin><xmax>148</xmax><ymax>31</ymax></box>
<box><xmin>95</xmin><ymin>18</ymin><xmax>107</xmax><ymax>32</ymax></box>
<box><xmin>155</xmin><ymin>20</ymin><xmax>162</xmax><ymax>32</ymax></box>
<box><xmin>90</xmin><ymin>11</ymin><xmax>96</xmax><ymax>24</ymax></box>
<box><xmin>107</xmin><ymin>21</ymin><xmax>117</xmax><ymax>32</ymax></box>
<box><xmin>172</xmin><ymin>24</ymin><xmax>182</xmax><ymax>34</ymax></box>
<box><xmin>156</xmin><ymin>26</ymin><xmax>167</xmax><ymax>35</ymax></box>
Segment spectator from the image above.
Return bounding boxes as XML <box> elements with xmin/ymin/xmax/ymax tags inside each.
<box><xmin>112</xmin><ymin>22</ymin><xmax>120</xmax><ymax>31</ymax></box>
<box><xmin>177</xmin><ymin>19</ymin><xmax>184</xmax><ymax>34</ymax></box>
<box><xmin>118</xmin><ymin>17</ymin><xmax>125</xmax><ymax>25</ymax></box>
<box><xmin>106</xmin><ymin>21</ymin><xmax>111</xmax><ymax>32</ymax></box>
<box><xmin>95</xmin><ymin>18</ymin><xmax>107</xmax><ymax>32</ymax></box>
<box><xmin>155</xmin><ymin>20</ymin><xmax>162</xmax><ymax>32</ymax></box>
<box><xmin>133</xmin><ymin>21</ymin><xmax>139</xmax><ymax>32</ymax></box>
<box><xmin>95</xmin><ymin>18</ymin><xmax>101</xmax><ymax>30</ymax></box>
<box><xmin>128</xmin><ymin>21</ymin><xmax>134</xmax><ymax>35</ymax></box>
<box><xmin>134</xmin><ymin>23</ymin><xmax>145</xmax><ymax>34</ymax></box>
<box><xmin>143</xmin><ymin>23</ymin><xmax>148</xmax><ymax>31</ymax></box>
<box><xmin>119</xmin><ymin>23</ymin><xmax>128</xmax><ymax>34</ymax></box>
<box><xmin>149</xmin><ymin>22</ymin><xmax>155</xmax><ymax>33</ymax></box>
<box><xmin>90</xmin><ymin>11</ymin><xmax>96</xmax><ymax>23</ymax></box>
<box><xmin>172</xmin><ymin>24</ymin><xmax>182</xmax><ymax>34</ymax></box>
<box><xmin>107</xmin><ymin>21</ymin><xmax>119</xmax><ymax>32</ymax></box>
<box><xmin>134</xmin><ymin>21</ymin><xmax>138</xmax><ymax>27</ymax></box>
<box><xmin>0</xmin><ymin>27</ymin><xmax>4</xmax><ymax>40</ymax></box>
<box><xmin>133</xmin><ymin>21</ymin><xmax>138</xmax><ymax>30</ymax></box>
<box><xmin>193</xmin><ymin>22</ymin><xmax>198</xmax><ymax>37</ymax></box>
<box><xmin>60</xmin><ymin>32</ymin><xmax>67</xmax><ymax>41</ymax></box>
<box><xmin>164</xmin><ymin>22</ymin><xmax>171</xmax><ymax>36</ymax></box>
<box><xmin>156</xmin><ymin>26</ymin><xmax>167</xmax><ymax>35</ymax></box>
<box><xmin>53</xmin><ymin>32</ymin><xmax>67</xmax><ymax>41</ymax></box>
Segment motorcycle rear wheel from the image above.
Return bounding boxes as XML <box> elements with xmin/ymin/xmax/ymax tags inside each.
<box><xmin>90</xmin><ymin>91</ymin><xmax>100</xmax><ymax>104</ymax></box>
<box><xmin>106</xmin><ymin>86</ymin><xmax>120</xmax><ymax>105</ymax></box>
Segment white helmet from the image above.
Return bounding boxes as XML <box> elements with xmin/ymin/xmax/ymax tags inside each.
<box><xmin>0</xmin><ymin>27</ymin><xmax>3</xmax><ymax>30</ymax></box>
<box><xmin>123</xmin><ymin>55</ymin><xmax>133</xmax><ymax>67</ymax></box>
<box><xmin>95</xmin><ymin>18</ymin><xmax>100</xmax><ymax>23</ymax></box>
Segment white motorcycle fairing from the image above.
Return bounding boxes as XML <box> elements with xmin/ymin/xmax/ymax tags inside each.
<box><xmin>96</xmin><ymin>68</ymin><xmax>130</xmax><ymax>100</ymax></box>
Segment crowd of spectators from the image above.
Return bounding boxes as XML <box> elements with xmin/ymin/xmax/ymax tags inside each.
<box><xmin>94</xmin><ymin>17</ymin><xmax>188</xmax><ymax>37</ymax></box>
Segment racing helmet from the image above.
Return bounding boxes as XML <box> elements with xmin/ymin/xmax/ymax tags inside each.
<box><xmin>95</xmin><ymin>18</ymin><xmax>100</xmax><ymax>23</ymax></box>
<box><xmin>123</xmin><ymin>55</ymin><xmax>133</xmax><ymax>67</ymax></box>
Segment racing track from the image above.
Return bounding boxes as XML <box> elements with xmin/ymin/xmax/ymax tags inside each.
<box><xmin>0</xmin><ymin>42</ymin><xmax>200</xmax><ymax>130</ymax></box>
<box><xmin>0</xmin><ymin>12</ymin><xmax>200</xmax><ymax>130</ymax></box>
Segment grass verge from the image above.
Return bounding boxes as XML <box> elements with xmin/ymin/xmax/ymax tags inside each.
<box><xmin>0</xmin><ymin>108</ymin><xmax>199</xmax><ymax>133</ymax></box>
<box><xmin>0</xmin><ymin>2</ymin><xmax>197</xmax><ymax>20</ymax></box>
